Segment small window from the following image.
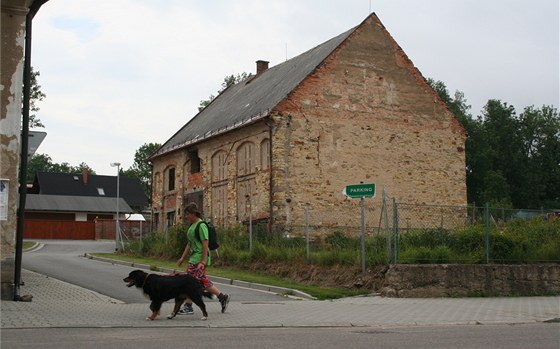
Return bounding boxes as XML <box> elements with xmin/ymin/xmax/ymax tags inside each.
<box><xmin>168</xmin><ymin>168</ymin><xmax>175</xmax><ymax>191</ymax></box>
<box><xmin>190</xmin><ymin>150</ymin><xmax>201</xmax><ymax>174</ymax></box>
<box><xmin>97</xmin><ymin>188</ymin><xmax>105</xmax><ymax>196</ymax></box>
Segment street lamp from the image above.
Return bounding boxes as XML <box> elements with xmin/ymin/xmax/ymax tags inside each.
<box><xmin>110</xmin><ymin>162</ymin><xmax>121</xmax><ymax>251</ymax></box>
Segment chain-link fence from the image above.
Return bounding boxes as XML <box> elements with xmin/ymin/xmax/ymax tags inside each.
<box><xmin>95</xmin><ymin>219</ymin><xmax>153</xmax><ymax>241</ymax></box>
<box><xmin>239</xmin><ymin>194</ymin><xmax>560</xmax><ymax>267</ymax></box>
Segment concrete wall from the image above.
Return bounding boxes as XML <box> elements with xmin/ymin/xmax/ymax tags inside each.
<box><xmin>1</xmin><ymin>0</ymin><xmax>31</xmax><ymax>300</ymax></box>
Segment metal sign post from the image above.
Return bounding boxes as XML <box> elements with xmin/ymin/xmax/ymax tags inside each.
<box><xmin>343</xmin><ymin>183</ymin><xmax>376</xmax><ymax>274</ymax></box>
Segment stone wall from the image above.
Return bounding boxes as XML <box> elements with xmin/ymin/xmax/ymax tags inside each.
<box><xmin>269</xmin><ymin>15</ymin><xmax>467</xmax><ymax>232</ymax></box>
<box><xmin>151</xmin><ymin>122</ymin><xmax>271</xmax><ymax>228</ymax></box>
<box><xmin>151</xmin><ymin>15</ymin><xmax>467</xmax><ymax>237</ymax></box>
<box><xmin>379</xmin><ymin>264</ymin><xmax>560</xmax><ymax>297</ymax></box>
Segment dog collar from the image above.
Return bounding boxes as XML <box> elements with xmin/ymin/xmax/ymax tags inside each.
<box><xmin>142</xmin><ymin>274</ymin><xmax>151</xmax><ymax>287</ymax></box>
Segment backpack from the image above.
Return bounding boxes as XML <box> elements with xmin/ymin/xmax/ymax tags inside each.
<box><xmin>194</xmin><ymin>220</ymin><xmax>219</xmax><ymax>251</ymax></box>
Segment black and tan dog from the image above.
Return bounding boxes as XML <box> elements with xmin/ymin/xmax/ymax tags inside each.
<box><xmin>123</xmin><ymin>269</ymin><xmax>212</xmax><ymax>321</ymax></box>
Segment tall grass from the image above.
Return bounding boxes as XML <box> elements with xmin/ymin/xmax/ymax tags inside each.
<box><xmin>124</xmin><ymin>217</ymin><xmax>560</xmax><ymax>266</ymax></box>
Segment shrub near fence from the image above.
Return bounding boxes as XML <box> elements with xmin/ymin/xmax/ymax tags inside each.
<box><xmin>390</xmin><ymin>204</ymin><xmax>560</xmax><ymax>264</ymax></box>
<box><xmin>123</xmin><ymin>201</ymin><xmax>560</xmax><ymax>267</ymax></box>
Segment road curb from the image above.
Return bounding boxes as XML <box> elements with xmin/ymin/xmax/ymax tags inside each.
<box><xmin>84</xmin><ymin>253</ymin><xmax>316</xmax><ymax>300</ymax></box>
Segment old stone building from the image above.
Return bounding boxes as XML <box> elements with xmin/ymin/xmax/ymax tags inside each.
<box><xmin>150</xmin><ymin>14</ymin><xmax>467</xmax><ymax>234</ymax></box>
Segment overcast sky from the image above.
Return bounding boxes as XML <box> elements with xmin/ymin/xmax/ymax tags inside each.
<box><xmin>30</xmin><ymin>0</ymin><xmax>559</xmax><ymax>175</ymax></box>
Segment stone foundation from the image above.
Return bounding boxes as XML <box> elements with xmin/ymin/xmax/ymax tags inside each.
<box><xmin>379</xmin><ymin>264</ymin><xmax>560</xmax><ymax>297</ymax></box>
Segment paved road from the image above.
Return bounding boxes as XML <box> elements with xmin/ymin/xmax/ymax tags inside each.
<box><xmin>3</xmin><ymin>323</ymin><xmax>559</xmax><ymax>349</ymax></box>
<box><xmin>22</xmin><ymin>239</ymin><xmax>297</xmax><ymax>303</ymax></box>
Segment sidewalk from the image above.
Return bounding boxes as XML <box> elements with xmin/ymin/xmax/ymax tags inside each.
<box><xmin>2</xmin><ymin>269</ymin><xmax>559</xmax><ymax>329</ymax></box>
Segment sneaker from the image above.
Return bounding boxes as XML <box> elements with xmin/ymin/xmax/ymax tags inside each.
<box><xmin>219</xmin><ymin>294</ymin><xmax>230</xmax><ymax>313</ymax></box>
<box><xmin>177</xmin><ymin>304</ymin><xmax>194</xmax><ymax>315</ymax></box>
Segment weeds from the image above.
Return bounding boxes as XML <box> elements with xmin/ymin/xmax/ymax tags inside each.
<box><xmin>123</xmin><ymin>217</ymin><xmax>560</xmax><ymax>266</ymax></box>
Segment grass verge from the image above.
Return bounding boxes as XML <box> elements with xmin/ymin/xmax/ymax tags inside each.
<box><xmin>91</xmin><ymin>252</ymin><xmax>370</xmax><ymax>300</ymax></box>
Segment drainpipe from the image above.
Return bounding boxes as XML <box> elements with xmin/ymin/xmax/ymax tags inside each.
<box><xmin>264</xmin><ymin>117</ymin><xmax>274</xmax><ymax>233</ymax></box>
<box><xmin>14</xmin><ymin>0</ymin><xmax>49</xmax><ymax>301</ymax></box>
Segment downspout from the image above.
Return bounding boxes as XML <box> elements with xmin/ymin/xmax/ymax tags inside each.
<box><xmin>264</xmin><ymin>117</ymin><xmax>274</xmax><ymax>233</ymax></box>
<box><xmin>14</xmin><ymin>0</ymin><xmax>49</xmax><ymax>301</ymax></box>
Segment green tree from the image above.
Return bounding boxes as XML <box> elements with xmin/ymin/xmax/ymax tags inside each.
<box><xmin>199</xmin><ymin>72</ymin><xmax>251</xmax><ymax>111</ymax></box>
<box><xmin>480</xmin><ymin>100</ymin><xmax>528</xmax><ymax>207</ymax></box>
<box><xmin>28</xmin><ymin>66</ymin><xmax>46</xmax><ymax>129</ymax></box>
<box><xmin>27</xmin><ymin>153</ymin><xmax>95</xmax><ymax>183</ymax></box>
<box><xmin>122</xmin><ymin>142</ymin><xmax>161</xmax><ymax>198</ymax></box>
<box><xmin>518</xmin><ymin>105</ymin><xmax>560</xmax><ymax>208</ymax></box>
<box><xmin>481</xmin><ymin>170</ymin><xmax>512</xmax><ymax>208</ymax></box>
<box><xmin>428</xmin><ymin>78</ymin><xmax>559</xmax><ymax>209</ymax></box>
<box><xmin>427</xmin><ymin>79</ymin><xmax>482</xmax><ymax>204</ymax></box>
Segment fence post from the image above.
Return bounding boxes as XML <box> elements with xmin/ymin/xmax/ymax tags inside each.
<box><xmin>392</xmin><ymin>198</ymin><xmax>398</xmax><ymax>264</ymax></box>
<box><xmin>360</xmin><ymin>197</ymin><xmax>366</xmax><ymax>274</ymax></box>
<box><xmin>485</xmin><ymin>202</ymin><xmax>490</xmax><ymax>263</ymax></box>
<box><xmin>305</xmin><ymin>203</ymin><xmax>310</xmax><ymax>263</ymax></box>
<box><xmin>246</xmin><ymin>194</ymin><xmax>253</xmax><ymax>252</ymax></box>
<box><xmin>382</xmin><ymin>187</ymin><xmax>391</xmax><ymax>264</ymax></box>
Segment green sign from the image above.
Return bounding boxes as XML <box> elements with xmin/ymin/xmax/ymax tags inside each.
<box><xmin>345</xmin><ymin>183</ymin><xmax>376</xmax><ymax>198</ymax></box>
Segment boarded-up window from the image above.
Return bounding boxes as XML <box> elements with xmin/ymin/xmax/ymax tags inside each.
<box><xmin>236</xmin><ymin>142</ymin><xmax>255</xmax><ymax>176</ymax></box>
<box><xmin>211</xmin><ymin>150</ymin><xmax>228</xmax><ymax>226</ymax></box>
<box><xmin>212</xmin><ymin>150</ymin><xmax>227</xmax><ymax>182</ymax></box>
<box><xmin>260</xmin><ymin>139</ymin><xmax>270</xmax><ymax>170</ymax></box>
<box><xmin>236</xmin><ymin>142</ymin><xmax>256</xmax><ymax>221</ymax></box>
<box><xmin>212</xmin><ymin>184</ymin><xmax>228</xmax><ymax>227</ymax></box>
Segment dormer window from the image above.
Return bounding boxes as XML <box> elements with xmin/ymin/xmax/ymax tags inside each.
<box><xmin>73</xmin><ymin>176</ymin><xmax>79</xmax><ymax>181</ymax></box>
<box><xmin>97</xmin><ymin>188</ymin><xmax>105</xmax><ymax>196</ymax></box>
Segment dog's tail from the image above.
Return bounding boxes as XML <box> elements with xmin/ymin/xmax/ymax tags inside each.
<box><xmin>202</xmin><ymin>290</ymin><xmax>214</xmax><ymax>300</ymax></box>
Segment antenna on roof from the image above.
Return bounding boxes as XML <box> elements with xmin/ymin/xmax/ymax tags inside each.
<box><xmin>369</xmin><ymin>0</ymin><xmax>372</xmax><ymax>13</ymax></box>
<box><xmin>285</xmin><ymin>42</ymin><xmax>288</xmax><ymax>61</ymax></box>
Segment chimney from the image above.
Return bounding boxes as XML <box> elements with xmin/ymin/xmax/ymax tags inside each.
<box><xmin>82</xmin><ymin>168</ymin><xmax>88</xmax><ymax>185</ymax></box>
<box><xmin>256</xmin><ymin>60</ymin><xmax>269</xmax><ymax>75</ymax></box>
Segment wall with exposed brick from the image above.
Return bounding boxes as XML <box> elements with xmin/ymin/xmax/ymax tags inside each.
<box><xmin>152</xmin><ymin>16</ymin><xmax>466</xmax><ymax>236</ymax></box>
<box><xmin>268</xmin><ymin>15</ymin><xmax>466</xmax><ymax>232</ymax></box>
<box><xmin>152</xmin><ymin>122</ymin><xmax>271</xmax><ymax>228</ymax></box>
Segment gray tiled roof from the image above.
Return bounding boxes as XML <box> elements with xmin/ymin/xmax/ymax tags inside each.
<box><xmin>25</xmin><ymin>194</ymin><xmax>133</xmax><ymax>214</ymax></box>
<box><xmin>153</xmin><ymin>25</ymin><xmax>357</xmax><ymax>158</ymax></box>
<box><xmin>31</xmin><ymin>172</ymin><xmax>148</xmax><ymax>209</ymax></box>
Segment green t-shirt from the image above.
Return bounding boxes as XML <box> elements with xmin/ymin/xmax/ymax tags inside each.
<box><xmin>187</xmin><ymin>219</ymin><xmax>211</xmax><ymax>266</ymax></box>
